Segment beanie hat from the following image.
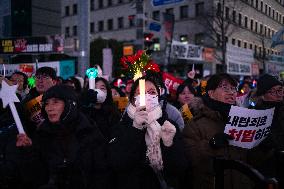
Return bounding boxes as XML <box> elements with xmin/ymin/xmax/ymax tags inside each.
<box><xmin>256</xmin><ymin>74</ymin><xmax>282</xmax><ymax>96</ymax></box>
<box><xmin>36</xmin><ymin>67</ymin><xmax>56</xmax><ymax>80</ymax></box>
<box><xmin>42</xmin><ymin>85</ymin><xmax>78</xmax><ymax>124</ymax></box>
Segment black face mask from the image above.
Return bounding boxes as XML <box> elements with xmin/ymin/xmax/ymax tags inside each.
<box><xmin>203</xmin><ymin>95</ymin><xmax>232</xmax><ymax>120</ymax></box>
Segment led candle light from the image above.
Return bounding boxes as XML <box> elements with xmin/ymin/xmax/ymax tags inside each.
<box><xmin>139</xmin><ymin>78</ymin><xmax>145</xmax><ymax>106</ymax></box>
<box><xmin>86</xmin><ymin>67</ymin><xmax>98</xmax><ymax>90</ymax></box>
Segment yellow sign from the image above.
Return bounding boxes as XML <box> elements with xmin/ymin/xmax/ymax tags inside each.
<box><xmin>123</xmin><ymin>45</ymin><xmax>134</xmax><ymax>56</ymax></box>
<box><xmin>113</xmin><ymin>97</ymin><xmax>129</xmax><ymax>113</ymax></box>
<box><xmin>180</xmin><ymin>104</ymin><xmax>193</xmax><ymax>124</ymax></box>
<box><xmin>25</xmin><ymin>95</ymin><xmax>44</xmax><ymax>127</ymax></box>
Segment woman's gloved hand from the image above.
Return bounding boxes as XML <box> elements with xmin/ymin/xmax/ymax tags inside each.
<box><xmin>133</xmin><ymin>106</ymin><xmax>148</xmax><ymax>130</ymax></box>
<box><xmin>161</xmin><ymin>121</ymin><xmax>176</xmax><ymax>147</ymax></box>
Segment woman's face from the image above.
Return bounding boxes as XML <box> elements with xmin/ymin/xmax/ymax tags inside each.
<box><xmin>242</xmin><ymin>83</ymin><xmax>251</xmax><ymax>94</ymax></box>
<box><xmin>208</xmin><ymin>80</ymin><xmax>237</xmax><ymax>105</ymax></box>
<box><xmin>95</xmin><ymin>80</ymin><xmax>107</xmax><ymax>93</ymax></box>
<box><xmin>263</xmin><ymin>85</ymin><xmax>283</xmax><ymax>102</ymax></box>
<box><xmin>134</xmin><ymin>81</ymin><xmax>158</xmax><ymax>97</ymax></box>
<box><xmin>44</xmin><ymin>98</ymin><xmax>65</xmax><ymax>123</ymax></box>
<box><xmin>178</xmin><ymin>86</ymin><xmax>194</xmax><ymax>105</ymax></box>
<box><xmin>111</xmin><ymin>88</ymin><xmax>121</xmax><ymax>98</ymax></box>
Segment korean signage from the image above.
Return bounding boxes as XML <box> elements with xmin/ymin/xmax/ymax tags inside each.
<box><xmin>224</xmin><ymin>106</ymin><xmax>274</xmax><ymax>149</ymax></box>
<box><xmin>0</xmin><ymin>35</ymin><xmax>64</xmax><ymax>54</ymax></box>
<box><xmin>162</xmin><ymin>72</ymin><xmax>183</xmax><ymax>94</ymax></box>
<box><xmin>226</xmin><ymin>44</ymin><xmax>254</xmax><ymax>76</ymax></box>
<box><xmin>171</xmin><ymin>40</ymin><xmax>203</xmax><ymax>61</ymax></box>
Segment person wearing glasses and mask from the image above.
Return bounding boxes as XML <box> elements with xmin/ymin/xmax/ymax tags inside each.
<box><xmin>183</xmin><ymin>73</ymin><xmax>253</xmax><ymax>189</ymax></box>
<box><xmin>108</xmin><ymin>76</ymin><xmax>187</xmax><ymax>189</ymax></box>
<box><xmin>22</xmin><ymin>67</ymin><xmax>57</xmax><ymax>137</ymax></box>
<box><xmin>248</xmin><ymin>74</ymin><xmax>284</xmax><ymax>187</ymax></box>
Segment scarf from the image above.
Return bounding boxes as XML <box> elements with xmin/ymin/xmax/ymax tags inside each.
<box><xmin>202</xmin><ymin>95</ymin><xmax>232</xmax><ymax>120</ymax></box>
<box><xmin>127</xmin><ymin>103</ymin><xmax>164</xmax><ymax>170</ymax></box>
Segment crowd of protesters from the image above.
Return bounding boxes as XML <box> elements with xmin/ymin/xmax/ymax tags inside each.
<box><xmin>0</xmin><ymin>66</ymin><xmax>283</xmax><ymax>189</ymax></box>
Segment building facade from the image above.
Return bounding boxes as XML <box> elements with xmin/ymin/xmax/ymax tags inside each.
<box><xmin>61</xmin><ymin>0</ymin><xmax>284</xmax><ymax>76</ymax></box>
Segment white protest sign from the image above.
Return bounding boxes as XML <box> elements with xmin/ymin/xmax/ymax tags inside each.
<box><xmin>224</xmin><ymin>106</ymin><xmax>274</xmax><ymax>149</ymax></box>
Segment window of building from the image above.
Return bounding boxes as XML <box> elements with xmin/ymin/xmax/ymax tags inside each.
<box><xmin>244</xmin><ymin>16</ymin><xmax>248</xmax><ymax>28</ymax></box>
<box><xmin>250</xmin><ymin>19</ymin><xmax>254</xmax><ymax>30</ymax></box>
<box><xmin>98</xmin><ymin>20</ymin><xmax>104</xmax><ymax>31</ymax></box>
<box><xmin>260</xmin><ymin>24</ymin><xmax>263</xmax><ymax>34</ymax></box>
<box><xmin>255</xmin><ymin>21</ymin><xmax>258</xmax><ymax>33</ymax></box>
<box><xmin>166</xmin><ymin>8</ymin><xmax>174</xmax><ymax>15</ymax></box>
<box><xmin>180</xmin><ymin>5</ymin><xmax>188</xmax><ymax>19</ymax></box>
<box><xmin>260</xmin><ymin>1</ymin><xmax>263</xmax><ymax>12</ymax></box>
<box><xmin>107</xmin><ymin>19</ymin><xmax>113</xmax><ymax>30</ymax></box>
<box><xmin>217</xmin><ymin>3</ymin><xmax>221</xmax><ymax>16</ymax></box>
<box><xmin>195</xmin><ymin>33</ymin><xmax>204</xmax><ymax>45</ymax></box>
<box><xmin>196</xmin><ymin>2</ymin><xmax>204</xmax><ymax>17</ymax></box>
<box><xmin>90</xmin><ymin>0</ymin><xmax>95</xmax><ymax>11</ymax></box>
<box><xmin>90</xmin><ymin>22</ymin><xmax>94</xmax><ymax>33</ymax></box>
<box><xmin>238</xmin><ymin>13</ymin><xmax>242</xmax><ymax>26</ymax></box>
<box><xmin>98</xmin><ymin>0</ymin><xmax>103</xmax><ymax>8</ymax></box>
<box><xmin>65</xmin><ymin>6</ymin><xmax>70</xmax><ymax>16</ymax></box>
<box><xmin>244</xmin><ymin>42</ymin><xmax>247</xmax><ymax>48</ymax></box>
<box><xmin>276</xmin><ymin>12</ymin><xmax>279</xmax><ymax>21</ymax></box>
<box><xmin>265</xmin><ymin>4</ymin><xmax>267</xmax><ymax>14</ymax></box>
<box><xmin>118</xmin><ymin>17</ymin><xmax>124</xmax><ymax>29</ymax></box>
<box><xmin>268</xmin><ymin>7</ymin><xmax>271</xmax><ymax>16</ymax></box>
<box><xmin>180</xmin><ymin>35</ymin><xmax>188</xmax><ymax>44</ymax></box>
<box><xmin>272</xmin><ymin>9</ymin><xmax>275</xmax><ymax>19</ymax></box>
<box><xmin>108</xmin><ymin>0</ymin><xmax>112</xmax><ymax>6</ymax></box>
<box><xmin>237</xmin><ymin>40</ymin><xmax>241</xmax><ymax>47</ymax></box>
<box><xmin>249</xmin><ymin>43</ymin><xmax>253</xmax><ymax>49</ymax></box>
<box><xmin>225</xmin><ymin>7</ymin><xmax>229</xmax><ymax>18</ymax></box>
<box><xmin>73</xmin><ymin>4</ymin><xmax>77</xmax><ymax>15</ymax></box>
<box><xmin>65</xmin><ymin>27</ymin><xmax>70</xmax><ymax>37</ymax></box>
<box><xmin>264</xmin><ymin>25</ymin><xmax>267</xmax><ymax>36</ymax></box>
<box><xmin>251</xmin><ymin>0</ymin><xmax>254</xmax><ymax>6</ymax></box>
<box><xmin>118</xmin><ymin>0</ymin><xmax>123</xmax><ymax>3</ymax></box>
<box><xmin>268</xmin><ymin>28</ymin><xmax>271</xmax><ymax>37</ymax></box>
<box><xmin>282</xmin><ymin>16</ymin><xmax>284</xmax><ymax>24</ymax></box>
<box><xmin>129</xmin><ymin>15</ymin><xmax>135</xmax><ymax>27</ymax></box>
<box><xmin>255</xmin><ymin>0</ymin><xmax>258</xmax><ymax>9</ymax></box>
<box><xmin>232</xmin><ymin>10</ymin><xmax>236</xmax><ymax>23</ymax></box>
<box><xmin>152</xmin><ymin>10</ymin><xmax>160</xmax><ymax>21</ymax></box>
<box><xmin>232</xmin><ymin>38</ymin><xmax>235</xmax><ymax>45</ymax></box>
<box><xmin>73</xmin><ymin>25</ymin><xmax>77</xmax><ymax>36</ymax></box>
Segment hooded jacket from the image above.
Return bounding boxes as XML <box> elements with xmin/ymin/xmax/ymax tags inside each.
<box><xmin>36</xmin><ymin>85</ymin><xmax>109</xmax><ymax>189</ymax></box>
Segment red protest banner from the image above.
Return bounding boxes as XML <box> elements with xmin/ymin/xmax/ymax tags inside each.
<box><xmin>162</xmin><ymin>72</ymin><xmax>184</xmax><ymax>94</ymax></box>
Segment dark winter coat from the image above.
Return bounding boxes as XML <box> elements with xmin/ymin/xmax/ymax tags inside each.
<box><xmin>36</xmin><ymin>112</ymin><xmax>109</xmax><ymax>189</ymax></box>
<box><xmin>183</xmin><ymin>97</ymin><xmax>253</xmax><ymax>189</ymax></box>
<box><xmin>108</xmin><ymin>109</ymin><xmax>187</xmax><ymax>189</ymax></box>
<box><xmin>0</xmin><ymin>102</ymin><xmax>44</xmax><ymax>189</ymax></box>
<box><xmin>248</xmin><ymin>100</ymin><xmax>284</xmax><ymax>179</ymax></box>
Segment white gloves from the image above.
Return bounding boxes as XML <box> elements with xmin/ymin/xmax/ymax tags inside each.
<box><xmin>161</xmin><ymin>121</ymin><xmax>176</xmax><ymax>147</ymax></box>
<box><xmin>133</xmin><ymin>106</ymin><xmax>148</xmax><ymax>130</ymax></box>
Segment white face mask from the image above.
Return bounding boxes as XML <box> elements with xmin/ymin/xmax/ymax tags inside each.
<box><xmin>135</xmin><ymin>94</ymin><xmax>160</xmax><ymax>111</ymax></box>
<box><xmin>95</xmin><ymin>89</ymin><xmax>107</xmax><ymax>103</ymax></box>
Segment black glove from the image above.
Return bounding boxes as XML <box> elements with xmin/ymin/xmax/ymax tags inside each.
<box><xmin>86</xmin><ymin>89</ymin><xmax>98</xmax><ymax>104</ymax></box>
<box><xmin>209</xmin><ymin>133</ymin><xmax>234</xmax><ymax>149</ymax></box>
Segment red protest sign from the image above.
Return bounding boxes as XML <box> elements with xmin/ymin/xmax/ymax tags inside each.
<box><xmin>162</xmin><ymin>72</ymin><xmax>183</xmax><ymax>94</ymax></box>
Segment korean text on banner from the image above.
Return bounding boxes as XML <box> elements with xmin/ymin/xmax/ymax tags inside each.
<box><xmin>224</xmin><ymin>106</ymin><xmax>274</xmax><ymax>149</ymax></box>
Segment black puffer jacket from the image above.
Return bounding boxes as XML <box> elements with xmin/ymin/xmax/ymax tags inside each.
<box><xmin>0</xmin><ymin>102</ymin><xmax>43</xmax><ymax>189</ymax></box>
<box><xmin>36</xmin><ymin>85</ymin><xmax>109</xmax><ymax>189</ymax></box>
<box><xmin>108</xmin><ymin>107</ymin><xmax>187</xmax><ymax>189</ymax></box>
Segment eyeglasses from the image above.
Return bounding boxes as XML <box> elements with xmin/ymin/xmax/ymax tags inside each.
<box><xmin>218</xmin><ymin>84</ymin><xmax>237</xmax><ymax>93</ymax></box>
<box><xmin>35</xmin><ymin>75</ymin><xmax>51</xmax><ymax>80</ymax></box>
<box><xmin>268</xmin><ymin>88</ymin><xmax>284</xmax><ymax>96</ymax></box>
